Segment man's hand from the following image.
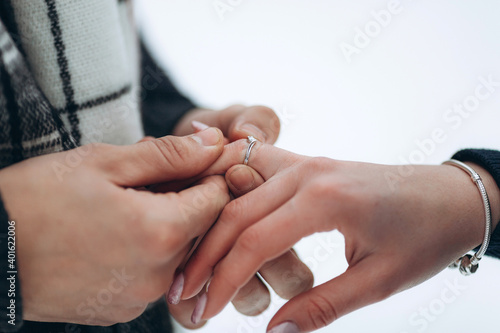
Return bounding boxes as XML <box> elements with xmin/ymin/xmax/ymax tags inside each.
<box><xmin>0</xmin><ymin>128</ymin><xmax>229</xmax><ymax>326</ymax></box>
<box><xmin>173</xmin><ymin>105</ymin><xmax>281</xmax><ymax>144</ymax></box>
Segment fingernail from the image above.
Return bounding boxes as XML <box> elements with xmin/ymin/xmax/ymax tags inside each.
<box><xmin>167</xmin><ymin>273</ymin><xmax>184</xmax><ymax>305</ymax></box>
<box><xmin>193</xmin><ymin>128</ymin><xmax>221</xmax><ymax>146</ymax></box>
<box><xmin>191</xmin><ymin>120</ymin><xmax>210</xmax><ymax>132</ymax></box>
<box><xmin>240</xmin><ymin>123</ymin><xmax>267</xmax><ymax>142</ymax></box>
<box><xmin>191</xmin><ymin>293</ymin><xmax>207</xmax><ymax>324</ymax></box>
<box><xmin>267</xmin><ymin>321</ymin><xmax>300</xmax><ymax>333</ymax></box>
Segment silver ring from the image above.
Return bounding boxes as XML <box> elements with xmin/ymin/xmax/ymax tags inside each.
<box><xmin>243</xmin><ymin>136</ymin><xmax>257</xmax><ymax>165</ymax></box>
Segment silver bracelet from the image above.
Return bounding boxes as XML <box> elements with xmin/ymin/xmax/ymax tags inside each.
<box><xmin>442</xmin><ymin>159</ymin><xmax>492</xmax><ymax>276</ymax></box>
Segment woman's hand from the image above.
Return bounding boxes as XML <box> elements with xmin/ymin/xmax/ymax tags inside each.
<box><xmin>0</xmin><ymin>128</ymin><xmax>230</xmax><ymax>326</ymax></box>
<box><xmin>172</xmin><ymin>104</ymin><xmax>281</xmax><ymax>144</ymax></box>
<box><xmin>179</xmin><ymin>140</ymin><xmax>500</xmax><ymax>332</ymax></box>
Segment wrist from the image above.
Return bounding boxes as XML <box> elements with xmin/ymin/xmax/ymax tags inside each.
<box><xmin>465</xmin><ymin>162</ymin><xmax>500</xmax><ymax>231</ymax></box>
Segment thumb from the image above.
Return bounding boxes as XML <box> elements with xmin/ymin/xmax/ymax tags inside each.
<box><xmin>105</xmin><ymin>127</ymin><xmax>224</xmax><ymax>187</ymax></box>
<box><xmin>267</xmin><ymin>258</ymin><xmax>394</xmax><ymax>333</ymax></box>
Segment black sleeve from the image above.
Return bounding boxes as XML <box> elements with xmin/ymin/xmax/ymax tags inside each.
<box><xmin>140</xmin><ymin>41</ymin><xmax>197</xmax><ymax>138</ymax></box>
<box><xmin>452</xmin><ymin>149</ymin><xmax>500</xmax><ymax>259</ymax></box>
<box><xmin>0</xmin><ymin>193</ymin><xmax>23</xmax><ymax>332</ymax></box>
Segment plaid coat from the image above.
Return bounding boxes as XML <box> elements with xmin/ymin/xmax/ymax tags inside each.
<box><xmin>0</xmin><ymin>0</ymin><xmax>194</xmax><ymax>332</ymax></box>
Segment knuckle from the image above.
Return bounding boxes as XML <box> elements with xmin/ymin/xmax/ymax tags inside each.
<box><xmin>139</xmin><ymin>219</ymin><xmax>185</xmax><ymax>260</ymax></box>
<box><xmin>306</xmin><ymin>157</ymin><xmax>333</xmax><ymax>173</ymax></box>
<box><xmin>151</xmin><ymin>137</ymin><xmax>188</xmax><ymax>168</ymax></box>
<box><xmin>306</xmin><ymin>294</ymin><xmax>338</xmax><ymax>329</ymax></box>
<box><xmin>220</xmin><ymin>198</ymin><xmax>247</xmax><ymax>224</ymax></box>
<box><xmin>306</xmin><ymin>178</ymin><xmax>335</xmax><ymax>200</ymax></box>
<box><xmin>237</xmin><ymin>228</ymin><xmax>263</xmax><ymax>256</ymax></box>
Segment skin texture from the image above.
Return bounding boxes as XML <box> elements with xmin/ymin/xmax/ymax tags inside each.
<box><xmin>0</xmin><ymin>104</ymin><xmax>314</xmax><ymax>327</ymax></box>
<box><xmin>168</xmin><ymin>105</ymin><xmax>313</xmax><ymax>328</ymax></box>
<box><xmin>0</xmin><ymin>128</ymin><xmax>230</xmax><ymax>325</ymax></box>
<box><xmin>180</xmin><ymin>139</ymin><xmax>500</xmax><ymax>332</ymax></box>
<box><xmin>173</xmin><ymin>105</ymin><xmax>281</xmax><ymax>145</ymax></box>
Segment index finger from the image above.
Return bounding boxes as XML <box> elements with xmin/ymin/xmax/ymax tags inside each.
<box><xmin>151</xmin><ymin>138</ymin><xmax>305</xmax><ymax>193</ymax></box>
<box><xmin>131</xmin><ymin>175</ymin><xmax>230</xmax><ymax>256</ymax></box>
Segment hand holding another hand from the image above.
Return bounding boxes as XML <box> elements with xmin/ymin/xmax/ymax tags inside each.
<box><xmin>0</xmin><ymin>128</ymin><xmax>229</xmax><ymax>325</ymax></box>
<box><xmin>167</xmin><ymin>105</ymin><xmax>316</xmax><ymax>328</ymax></box>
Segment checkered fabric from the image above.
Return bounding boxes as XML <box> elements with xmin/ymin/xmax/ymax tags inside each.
<box><xmin>0</xmin><ymin>0</ymin><xmax>144</xmax><ymax>169</ymax></box>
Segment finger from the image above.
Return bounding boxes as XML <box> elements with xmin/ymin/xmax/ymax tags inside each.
<box><xmin>149</xmin><ymin>156</ymin><xmax>261</xmax><ymax>195</ymax></box>
<box><xmin>132</xmin><ymin>175</ymin><xmax>230</xmax><ymax>255</ymax></box>
<box><xmin>199</xmin><ymin>198</ymin><xmax>316</xmax><ymax>320</ymax></box>
<box><xmin>226</xmin><ymin>164</ymin><xmax>265</xmax><ymax>197</ymax></box>
<box><xmin>155</xmin><ymin>138</ymin><xmax>305</xmax><ymax>193</ymax></box>
<box><xmin>232</xmin><ymin>275</ymin><xmax>271</xmax><ymax>316</ymax></box>
<box><xmin>226</xmin><ymin>163</ymin><xmax>272</xmax><ymax>317</ymax></box>
<box><xmin>200</xmin><ymin>139</ymin><xmax>304</xmax><ymax>181</ymax></box>
<box><xmin>191</xmin><ymin>120</ymin><xmax>210</xmax><ymax>133</ymax></box>
<box><xmin>103</xmin><ymin>127</ymin><xmax>224</xmax><ymax>187</ymax></box>
<box><xmin>169</xmin><ymin>295</ymin><xmax>207</xmax><ymax>329</ymax></box>
<box><xmin>226</xmin><ymin>164</ymin><xmax>314</xmax><ymax>305</ymax></box>
<box><xmin>181</xmin><ymin>175</ymin><xmax>296</xmax><ymax>299</ymax></box>
<box><xmin>267</xmin><ymin>257</ymin><xmax>394</xmax><ymax>333</ymax></box>
<box><xmin>192</xmin><ymin>121</ymin><xmax>231</xmax><ymax>144</ymax></box>
<box><xmin>259</xmin><ymin>250</ymin><xmax>314</xmax><ymax>300</ymax></box>
<box><xmin>227</xmin><ymin>106</ymin><xmax>281</xmax><ymax>144</ymax></box>
<box><xmin>137</xmin><ymin>136</ymin><xmax>156</xmax><ymax>143</ymax></box>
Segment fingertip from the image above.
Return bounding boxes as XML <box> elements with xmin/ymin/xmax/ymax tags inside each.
<box><xmin>226</xmin><ymin>164</ymin><xmax>265</xmax><ymax>197</ymax></box>
<box><xmin>226</xmin><ymin>165</ymin><xmax>255</xmax><ymax>193</ymax></box>
<box><xmin>192</xmin><ymin>127</ymin><xmax>224</xmax><ymax>147</ymax></box>
<box><xmin>267</xmin><ymin>321</ymin><xmax>299</xmax><ymax>333</ymax></box>
<box><xmin>232</xmin><ymin>275</ymin><xmax>271</xmax><ymax>316</ymax></box>
<box><xmin>191</xmin><ymin>120</ymin><xmax>210</xmax><ymax>132</ymax></box>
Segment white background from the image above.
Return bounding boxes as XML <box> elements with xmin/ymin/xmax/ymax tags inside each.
<box><xmin>135</xmin><ymin>1</ymin><xmax>500</xmax><ymax>332</ymax></box>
